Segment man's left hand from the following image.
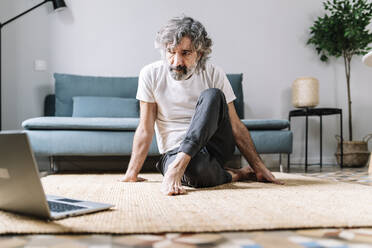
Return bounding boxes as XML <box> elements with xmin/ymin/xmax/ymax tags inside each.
<box><xmin>254</xmin><ymin>165</ymin><xmax>284</xmax><ymax>185</ymax></box>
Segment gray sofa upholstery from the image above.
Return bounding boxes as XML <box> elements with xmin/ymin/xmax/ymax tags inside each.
<box><xmin>22</xmin><ymin>73</ymin><xmax>292</xmax><ymax>170</ymax></box>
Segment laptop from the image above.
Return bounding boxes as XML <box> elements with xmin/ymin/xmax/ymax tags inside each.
<box><xmin>0</xmin><ymin>132</ymin><xmax>114</xmax><ymax>220</ymax></box>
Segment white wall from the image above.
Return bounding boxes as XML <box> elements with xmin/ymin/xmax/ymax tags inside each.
<box><xmin>1</xmin><ymin>0</ymin><xmax>372</xmax><ymax>164</ymax></box>
<box><xmin>1</xmin><ymin>0</ymin><xmax>51</xmax><ymax>130</ymax></box>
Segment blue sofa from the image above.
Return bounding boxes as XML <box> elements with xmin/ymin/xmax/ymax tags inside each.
<box><xmin>22</xmin><ymin>73</ymin><xmax>292</xmax><ymax>171</ymax></box>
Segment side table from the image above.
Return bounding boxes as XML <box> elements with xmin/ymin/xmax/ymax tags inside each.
<box><xmin>288</xmin><ymin>108</ymin><xmax>343</xmax><ymax>172</ymax></box>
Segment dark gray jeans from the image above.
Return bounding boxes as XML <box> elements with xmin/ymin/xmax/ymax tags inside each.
<box><xmin>156</xmin><ymin>88</ymin><xmax>235</xmax><ymax>188</ymax></box>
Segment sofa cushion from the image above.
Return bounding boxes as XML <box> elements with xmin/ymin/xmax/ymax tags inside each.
<box><xmin>55</xmin><ymin>73</ymin><xmax>139</xmax><ymax>117</ymax></box>
<box><xmin>72</xmin><ymin>96</ymin><xmax>139</xmax><ymax>118</ymax></box>
<box><xmin>241</xmin><ymin>119</ymin><xmax>289</xmax><ymax>130</ymax></box>
<box><xmin>22</xmin><ymin>117</ymin><xmax>139</xmax><ymax>131</ymax></box>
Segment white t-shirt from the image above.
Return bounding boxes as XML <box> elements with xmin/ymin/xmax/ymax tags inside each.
<box><xmin>136</xmin><ymin>60</ymin><xmax>236</xmax><ymax>154</ymax></box>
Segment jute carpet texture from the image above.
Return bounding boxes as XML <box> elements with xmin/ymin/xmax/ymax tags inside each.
<box><xmin>1</xmin><ymin>173</ymin><xmax>372</xmax><ymax>234</ymax></box>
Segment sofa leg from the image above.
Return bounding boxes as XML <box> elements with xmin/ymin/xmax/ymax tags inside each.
<box><xmin>49</xmin><ymin>156</ymin><xmax>57</xmax><ymax>173</ymax></box>
<box><xmin>287</xmin><ymin>153</ymin><xmax>291</xmax><ymax>173</ymax></box>
<box><xmin>279</xmin><ymin>154</ymin><xmax>283</xmax><ymax>173</ymax></box>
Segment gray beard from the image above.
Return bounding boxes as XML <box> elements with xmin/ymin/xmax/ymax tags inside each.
<box><xmin>169</xmin><ymin>64</ymin><xmax>197</xmax><ymax>81</ymax></box>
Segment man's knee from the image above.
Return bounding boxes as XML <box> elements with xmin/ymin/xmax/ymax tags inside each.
<box><xmin>199</xmin><ymin>88</ymin><xmax>225</xmax><ymax>104</ymax></box>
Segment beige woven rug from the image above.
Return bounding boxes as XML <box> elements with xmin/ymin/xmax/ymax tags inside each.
<box><xmin>1</xmin><ymin>173</ymin><xmax>372</xmax><ymax>234</ymax></box>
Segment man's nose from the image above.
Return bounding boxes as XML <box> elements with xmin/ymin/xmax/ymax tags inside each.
<box><xmin>173</xmin><ymin>53</ymin><xmax>184</xmax><ymax>67</ymax></box>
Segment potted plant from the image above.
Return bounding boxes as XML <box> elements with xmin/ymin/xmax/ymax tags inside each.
<box><xmin>307</xmin><ymin>0</ymin><xmax>372</xmax><ymax>167</ymax></box>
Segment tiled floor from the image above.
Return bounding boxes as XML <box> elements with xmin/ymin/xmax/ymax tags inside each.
<box><xmin>1</xmin><ymin>165</ymin><xmax>372</xmax><ymax>248</ymax></box>
<box><xmin>2</xmin><ymin>229</ymin><xmax>372</xmax><ymax>248</ymax></box>
<box><xmin>305</xmin><ymin>167</ymin><xmax>372</xmax><ymax>185</ymax></box>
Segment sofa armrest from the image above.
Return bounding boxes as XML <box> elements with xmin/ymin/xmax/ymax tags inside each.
<box><xmin>22</xmin><ymin>117</ymin><xmax>140</xmax><ymax>131</ymax></box>
<box><xmin>240</xmin><ymin>119</ymin><xmax>289</xmax><ymax>130</ymax></box>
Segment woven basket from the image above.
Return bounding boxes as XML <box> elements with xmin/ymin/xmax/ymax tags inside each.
<box><xmin>335</xmin><ymin>134</ymin><xmax>372</xmax><ymax>167</ymax></box>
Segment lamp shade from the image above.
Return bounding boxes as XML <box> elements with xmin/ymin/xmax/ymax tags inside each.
<box><xmin>362</xmin><ymin>51</ymin><xmax>372</xmax><ymax>67</ymax></box>
<box><xmin>50</xmin><ymin>0</ymin><xmax>67</xmax><ymax>11</ymax></box>
<box><xmin>292</xmin><ymin>77</ymin><xmax>319</xmax><ymax>108</ymax></box>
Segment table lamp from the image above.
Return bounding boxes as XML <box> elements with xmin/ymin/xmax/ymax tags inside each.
<box><xmin>292</xmin><ymin>77</ymin><xmax>319</xmax><ymax>108</ymax></box>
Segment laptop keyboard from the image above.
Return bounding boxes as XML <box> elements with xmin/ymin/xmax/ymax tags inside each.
<box><xmin>48</xmin><ymin>201</ymin><xmax>86</xmax><ymax>213</ymax></box>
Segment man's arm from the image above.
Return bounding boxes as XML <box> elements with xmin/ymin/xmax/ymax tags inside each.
<box><xmin>227</xmin><ymin>102</ymin><xmax>282</xmax><ymax>184</ymax></box>
<box><xmin>119</xmin><ymin>101</ymin><xmax>157</xmax><ymax>182</ymax></box>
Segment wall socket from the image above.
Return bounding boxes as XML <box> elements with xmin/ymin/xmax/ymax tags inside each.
<box><xmin>34</xmin><ymin>60</ymin><xmax>47</xmax><ymax>71</ymax></box>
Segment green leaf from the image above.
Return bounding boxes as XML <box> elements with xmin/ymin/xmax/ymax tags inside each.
<box><xmin>307</xmin><ymin>0</ymin><xmax>372</xmax><ymax>62</ymax></box>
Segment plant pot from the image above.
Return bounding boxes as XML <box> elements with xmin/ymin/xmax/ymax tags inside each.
<box><xmin>335</xmin><ymin>134</ymin><xmax>372</xmax><ymax>167</ymax></box>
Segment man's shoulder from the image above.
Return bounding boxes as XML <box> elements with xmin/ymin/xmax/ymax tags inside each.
<box><xmin>204</xmin><ymin>63</ymin><xmax>225</xmax><ymax>73</ymax></box>
<box><xmin>140</xmin><ymin>60</ymin><xmax>166</xmax><ymax>75</ymax></box>
<box><xmin>200</xmin><ymin>63</ymin><xmax>226</xmax><ymax>79</ymax></box>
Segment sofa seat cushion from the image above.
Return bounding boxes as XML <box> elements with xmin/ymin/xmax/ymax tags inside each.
<box><xmin>241</xmin><ymin>119</ymin><xmax>289</xmax><ymax>130</ymax></box>
<box><xmin>23</xmin><ymin>117</ymin><xmax>289</xmax><ymax>131</ymax></box>
<box><xmin>22</xmin><ymin>117</ymin><xmax>140</xmax><ymax>131</ymax></box>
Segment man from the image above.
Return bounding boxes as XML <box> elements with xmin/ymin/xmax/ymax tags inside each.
<box><xmin>120</xmin><ymin>16</ymin><xmax>282</xmax><ymax>195</ymax></box>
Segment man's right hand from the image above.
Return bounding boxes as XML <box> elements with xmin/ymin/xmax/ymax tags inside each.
<box><xmin>118</xmin><ymin>173</ymin><xmax>147</xmax><ymax>182</ymax></box>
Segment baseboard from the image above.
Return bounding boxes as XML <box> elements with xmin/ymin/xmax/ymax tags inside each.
<box><xmin>241</xmin><ymin>154</ymin><xmax>339</xmax><ymax>171</ymax></box>
<box><xmin>36</xmin><ymin>154</ymin><xmax>338</xmax><ymax>173</ymax></box>
<box><xmin>36</xmin><ymin>154</ymin><xmax>243</xmax><ymax>173</ymax></box>
<box><xmin>289</xmin><ymin>156</ymin><xmax>338</xmax><ymax>165</ymax></box>
<box><xmin>35</xmin><ymin>156</ymin><xmax>161</xmax><ymax>173</ymax></box>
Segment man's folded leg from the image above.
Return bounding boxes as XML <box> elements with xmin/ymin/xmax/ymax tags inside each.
<box><xmin>156</xmin><ymin>88</ymin><xmax>235</xmax><ymax>191</ymax></box>
<box><xmin>157</xmin><ymin>147</ymin><xmax>232</xmax><ymax>188</ymax></box>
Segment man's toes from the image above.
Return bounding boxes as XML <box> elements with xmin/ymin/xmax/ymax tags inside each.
<box><xmin>242</xmin><ymin>166</ymin><xmax>254</xmax><ymax>174</ymax></box>
<box><xmin>245</xmin><ymin>173</ymin><xmax>257</xmax><ymax>181</ymax></box>
<box><xmin>246</xmin><ymin>165</ymin><xmax>254</xmax><ymax>173</ymax></box>
<box><xmin>165</xmin><ymin>186</ymin><xmax>178</xmax><ymax>196</ymax></box>
<box><xmin>173</xmin><ymin>186</ymin><xmax>180</xmax><ymax>195</ymax></box>
<box><xmin>166</xmin><ymin>188</ymin><xmax>175</xmax><ymax>196</ymax></box>
<box><xmin>240</xmin><ymin>169</ymin><xmax>257</xmax><ymax>181</ymax></box>
<box><xmin>176</xmin><ymin>185</ymin><xmax>185</xmax><ymax>194</ymax></box>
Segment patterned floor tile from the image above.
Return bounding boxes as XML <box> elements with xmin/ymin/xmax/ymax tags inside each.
<box><xmin>250</xmin><ymin>233</ymin><xmax>302</xmax><ymax>248</ymax></box>
<box><xmin>300</xmin><ymin>166</ymin><xmax>371</xmax><ymax>186</ymax></box>
<box><xmin>113</xmin><ymin>233</ymin><xmax>224</xmax><ymax>247</ymax></box>
<box><xmin>297</xmin><ymin>229</ymin><xmax>372</xmax><ymax>245</ymax></box>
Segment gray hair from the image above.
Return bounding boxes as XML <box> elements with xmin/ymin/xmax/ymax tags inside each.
<box><xmin>155</xmin><ymin>16</ymin><xmax>212</xmax><ymax>72</ymax></box>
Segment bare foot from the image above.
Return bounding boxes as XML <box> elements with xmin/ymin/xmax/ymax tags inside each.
<box><xmin>118</xmin><ymin>174</ymin><xmax>147</xmax><ymax>182</ymax></box>
<box><xmin>226</xmin><ymin>165</ymin><xmax>256</xmax><ymax>182</ymax></box>
<box><xmin>161</xmin><ymin>152</ymin><xmax>190</xmax><ymax>196</ymax></box>
<box><xmin>161</xmin><ymin>164</ymin><xmax>186</xmax><ymax>196</ymax></box>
